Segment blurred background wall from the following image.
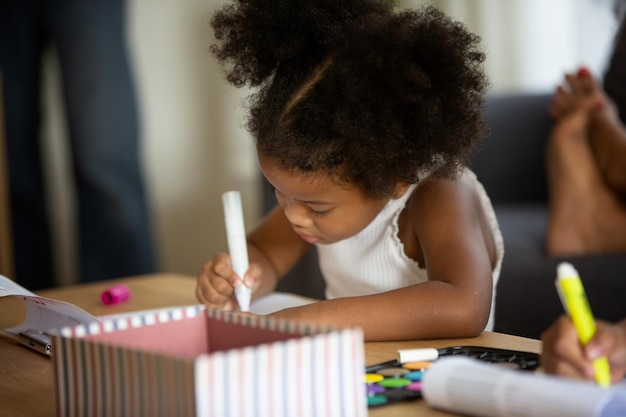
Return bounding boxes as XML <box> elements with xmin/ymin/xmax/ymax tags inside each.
<box><xmin>40</xmin><ymin>0</ymin><xmax>621</xmax><ymax>285</ymax></box>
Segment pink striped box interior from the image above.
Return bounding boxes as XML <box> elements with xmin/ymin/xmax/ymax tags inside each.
<box><xmin>51</xmin><ymin>305</ymin><xmax>366</xmax><ymax>417</ymax></box>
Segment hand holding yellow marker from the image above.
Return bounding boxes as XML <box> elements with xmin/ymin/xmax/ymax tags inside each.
<box><xmin>555</xmin><ymin>262</ymin><xmax>611</xmax><ymax>387</ymax></box>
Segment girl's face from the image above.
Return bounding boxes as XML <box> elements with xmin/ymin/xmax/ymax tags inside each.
<box><xmin>258</xmin><ymin>154</ymin><xmax>390</xmax><ymax>245</ymax></box>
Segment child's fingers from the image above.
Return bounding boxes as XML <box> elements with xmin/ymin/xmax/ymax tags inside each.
<box><xmin>243</xmin><ymin>263</ymin><xmax>262</xmax><ymax>291</ymax></box>
<box><xmin>195</xmin><ymin>273</ymin><xmax>230</xmax><ymax>309</ymax></box>
<box><xmin>212</xmin><ymin>252</ymin><xmax>247</xmax><ymax>288</ymax></box>
<box><xmin>541</xmin><ymin>315</ymin><xmax>595</xmax><ymax>380</ymax></box>
<box><xmin>586</xmin><ymin>321</ymin><xmax>615</xmax><ymax>359</ymax></box>
<box><xmin>587</xmin><ymin>321</ymin><xmax>626</xmax><ymax>382</ymax></box>
<box><xmin>195</xmin><ymin>283</ymin><xmax>231</xmax><ymax>310</ymax></box>
<box><xmin>195</xmin><ymin>274</ymin><xmax>225</xmax><ymax>308</ymax></box>
<box><xmin>547</xmin><ymin>357</ymin><xmax>592</xmax><ymax>381</ymax></box>
<box><xmin>197</xmin><ymin>284</ymin><xmax>236</xmax><ymax>310</ymax></box>
<box><xmin>195</xmin><ymin>254</ymin><xmax>240</xmax><ymax>309</ymax></box>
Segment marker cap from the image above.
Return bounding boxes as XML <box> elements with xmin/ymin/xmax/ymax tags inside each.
<box><xmin>397</xmin><ymin>348</ymin><xmax>439</xmax><ymax>363</ymax></box>
<box><xmin>101</xmin><ymin>284</ymin><xmax>131</xmax><ymax>305</ymax></box>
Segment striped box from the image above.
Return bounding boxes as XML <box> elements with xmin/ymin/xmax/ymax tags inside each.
<box><xmin>51</xmin><ymin>306</ymin><xmax>366</xmax><ymax>417</ymax></box>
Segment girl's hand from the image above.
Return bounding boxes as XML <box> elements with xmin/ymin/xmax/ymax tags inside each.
<box><xmin>585</xmin><ymin>319</ymin><xmax>626</xmax><ymax>384</ymax></box>
<box><xmin>195</xmin><ymin>252</ymin><xmax>261</xmax><ymax>311</ymax></box>
<box><xmin>541</xmin><ymin>315</ymin><xmax>626</xmax><ymax>384</ymax></box>
<box><xmin>541</xmin><ymin>315</ymin><xmax>595</xmax><ymax>381</ymax></box>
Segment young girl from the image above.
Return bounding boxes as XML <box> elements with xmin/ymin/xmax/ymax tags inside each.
<box><xmin>196</xmin><ymin>0</ymin><xmax>504</xmax><ymax>341</ymax></box>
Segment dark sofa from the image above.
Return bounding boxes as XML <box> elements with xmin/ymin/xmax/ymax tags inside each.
<box><xmin>266</xmin><ymin>92</ymin><xmax>626</xmax><ymax>340</ymax></box>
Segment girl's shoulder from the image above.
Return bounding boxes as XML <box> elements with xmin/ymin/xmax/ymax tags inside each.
<box><xmin>406</xmin><ymin>169</ymin><xmax>483</xmax><ymax>219</ymax></box>
<box><xmin>398</xmin><ymin>169</ymin><xmax>490</xmax><ymax>264</ymax></box>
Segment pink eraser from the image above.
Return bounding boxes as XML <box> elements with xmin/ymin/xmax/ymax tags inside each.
<box><xmin>100</xmin><ymin>284</ymin><xmax>131</xmax><ymax>305</ymax></box>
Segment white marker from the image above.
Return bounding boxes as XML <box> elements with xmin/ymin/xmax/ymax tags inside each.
<box><xmin>222</xmin><ymin>191</ymin><xmax>251</xmax><ymax>312</ymax></box>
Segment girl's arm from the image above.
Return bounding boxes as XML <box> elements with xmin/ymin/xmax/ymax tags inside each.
<box><xmin>268</xmin><ymin>176</ymin><xmax>497</xmax><ymax>341</ymax></box>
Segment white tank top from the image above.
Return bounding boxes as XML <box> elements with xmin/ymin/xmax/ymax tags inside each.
<box><xmin>316</xmin><ymin>168</ymin><xmax>503</xmax><ymax>331</ymax></box>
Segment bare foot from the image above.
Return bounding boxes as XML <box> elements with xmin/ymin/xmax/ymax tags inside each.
<box><xmin>548</xmin><ymin>68</ymin><xmax>612</xmax><ymax>121</ymax></box>
<box><xmin>577</xmin><ymin>70</ymin><xmax>626</xmax><ymax>193</ymax></box>
<box><xmin>545</xmin><ymin>68</ymin><xmax>626</xmax><ymax>256</ymax></box>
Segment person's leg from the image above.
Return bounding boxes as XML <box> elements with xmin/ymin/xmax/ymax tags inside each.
<box><xmin>545</xmin><ymin>70</ymin><xmax>626</xmax><ymax>256</ymax></box>
<box><xmin>0</xmin><ymin>1</ymin><xmax>56</xmax><ymax>289</ymax></box>
<box><xmin>50</xmin><ymin>0</ymin><xmax>156</xmax><ymax>282</ymax></box>
<box><xmin>581</xmin><ymin>71</ymin><xmax>626</xmax><ymax>195</ymax></box>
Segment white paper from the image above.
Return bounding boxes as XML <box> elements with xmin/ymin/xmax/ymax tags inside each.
<box><xmin>422</xmin><ymin>356</ymin><xmax>626</xmax><ymax>417</ymax></box>
<box><xmin>0</xmin><ymin>275</ymin><xmax>37</xmax><ymax>297</ymax></box>
<box><xmin>102</xmin><ymin>292</ymin><xmax>317</xmax><ymax>319</ymax></box>
<box><xmin>0</xmin><ymin>275</ymin><xmax>100</xmax><ymax>341</ymax></box>
<box><xmin>248</xmin><ymin>292</ymin><xmax>317</xmax><ymax>315</ymax></box>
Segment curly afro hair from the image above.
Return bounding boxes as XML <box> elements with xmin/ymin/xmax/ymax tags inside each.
<box><xmin>210</xmin><ymin>0</ymin><xmax>489</xmax><ymax>198</ymax></box>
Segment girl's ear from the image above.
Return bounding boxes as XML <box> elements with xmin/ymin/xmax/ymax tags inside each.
<box><xmin>392</xmin><ymin>183</ymin><xmax>411</xmax><ymax>199</ymax></box>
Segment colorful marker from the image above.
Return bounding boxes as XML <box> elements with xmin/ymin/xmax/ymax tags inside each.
<box><xmin>555</xmin><ymin>262</ymin><xmax>611</xmax><ymax>387</ymax></box>
<box><xmin>222</xmin><ymin>191</ymin><xmax>251</xmax><ymax>312</ymax></box>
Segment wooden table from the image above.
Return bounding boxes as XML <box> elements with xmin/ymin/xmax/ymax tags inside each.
<box><xmin>0</xmin><ymin>274</ymin><xmax>541</xmax><ymax>417</ymax></box>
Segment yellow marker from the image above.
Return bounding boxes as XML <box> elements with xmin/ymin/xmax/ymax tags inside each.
<box><xmin>555</xmin><ymin>262</ymin><xmax>611</xmax><ymax>388</ymax></box>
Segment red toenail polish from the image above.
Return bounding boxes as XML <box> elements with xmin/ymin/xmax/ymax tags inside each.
<box><xmin>592</xmin><ymin>101</ymin><xmax>605</xmax><ymax>112</ymax></box>
<box><xmin>578</xmin><ymin>67</ymin><xmax>591</xmax><ymax>77</ymax></box>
